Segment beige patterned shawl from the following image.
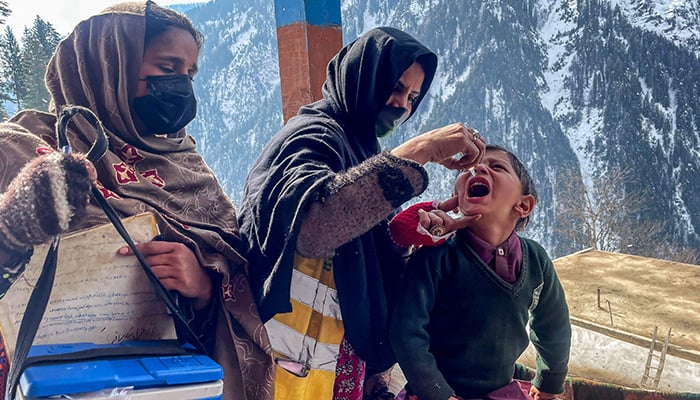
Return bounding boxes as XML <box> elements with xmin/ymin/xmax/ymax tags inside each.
<box><xmin>0</xmin><ymin>2</ymin><xmax>273</xmax><ymax>399</ymax></box>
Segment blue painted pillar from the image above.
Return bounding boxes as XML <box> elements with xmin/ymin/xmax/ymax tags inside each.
<box><xmin>274</xmin><ymin>0</ymin><xmax>342</xmax><ymax>123</ymax></box>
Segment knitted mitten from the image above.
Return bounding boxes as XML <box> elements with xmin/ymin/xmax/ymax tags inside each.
<box><xmin>0</xmin><ymin>152</ymin><xmax>93</xmax><ymax>250</ymax></box>
<box><xmin>389</xmin><ymin>201</ymin><xmax>451</xmax><ymax>248</ymax></box>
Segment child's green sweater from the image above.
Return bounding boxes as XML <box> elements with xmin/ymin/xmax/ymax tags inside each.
<box><xmin>390</xmin><ymin>233</ymin><xmax>571</xmax><ymax>400</ymax></box>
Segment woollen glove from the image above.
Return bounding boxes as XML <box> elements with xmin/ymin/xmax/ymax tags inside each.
<box><xmin>0</xmin><ymin>152</ymin><xmax>93</xmax><ymax>251</ymax></box>
<box><xmin>388</xmin><ymin>201</ymin><xmax>451</xmax><ymax>248</ymax></box>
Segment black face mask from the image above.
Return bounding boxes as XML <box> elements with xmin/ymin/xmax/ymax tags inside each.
<box><xmin>375</xmin><ymin>105</ymin><xmax>409</xmax><ymax>137</ymax></box>
<box><xmin>133</xmin><ymin>74</ymin><xmax>197</xmax><ymax>135</ymax></box>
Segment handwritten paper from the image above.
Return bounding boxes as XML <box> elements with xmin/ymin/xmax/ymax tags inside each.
<box><xmin>0</xmin><ymin>213</ymin><xmax>177</xmax><ymax>358</ymax></box>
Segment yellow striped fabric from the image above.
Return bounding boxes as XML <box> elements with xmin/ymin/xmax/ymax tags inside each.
<box><xmin>266</xmin><ymin>253</ymin><xmax>345</xmax><ymax>400</ymax></box>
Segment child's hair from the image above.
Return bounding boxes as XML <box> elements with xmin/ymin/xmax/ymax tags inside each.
<box><xmin>458</xmin><ymin>144</ymin><xmax>538</xmax><ymax>231</ymax></box>
<box><xmin>488</xmin><ymin>144</ymin><xmax>537</xmax><ymax>231</ymax></box>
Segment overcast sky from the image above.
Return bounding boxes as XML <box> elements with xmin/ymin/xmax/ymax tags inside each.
<box><xmin>3</xmin><ymin>0</ymin><xmax>197</xmax><ymax>37</ymax></box>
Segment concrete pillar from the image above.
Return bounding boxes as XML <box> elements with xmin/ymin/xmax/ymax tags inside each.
<box><xmin>274</xmin><ymin>0</ymin><xmax>342</xmax><ymax>123</ymax></box>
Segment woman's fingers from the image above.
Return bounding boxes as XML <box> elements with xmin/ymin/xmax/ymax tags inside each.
<box><xmin>418</xmin><ymin>208</ymin><xmax>443</xmax><ymax>228</ymax></box>
<box><xmin>437</xmin><ymin>196</ymin><xmax>459</xmax><ymax>212</ymax></box>
<box><xmin>426</xmin><ymin>204</ymin><xmax>481</xmax><ymax>234</ymax></box>
<box><xmin>428</xmin><ymin>124</ymin><xmax>486</xmax><ymax>170</ymax></box>
<box><xmin>447</xmin><ymin>213</ymin><xmax>481</xmax><ymax>231</ymax></box>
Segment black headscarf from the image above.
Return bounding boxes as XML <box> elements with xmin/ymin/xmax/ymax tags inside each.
<box><xmin>239</xmin><ymin>27</ymin><xmax>437</xmax><ymax>370</ymax></box>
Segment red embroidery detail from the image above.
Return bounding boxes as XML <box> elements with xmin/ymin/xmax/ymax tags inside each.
<box><xmin>141</xmin><ymin>169</ymin><xmax>165</xmax><ymax>188</ymax></box>
<box><xmin>117</xmin><ymin>144</ymin><xmax>145</xmax><ymax>165</ymax></box>
<box><xmin>113</xmin><ymin>162</ymin><xmax>139</xmax><ymax>184</ymax></box>
<box><xmin>36</xmin><ymin>147</ymin><xmax>55</xmax><ymax>155</ymax></box>
<box><xmin>95</xmin><ymin>182</ymin><xmax>121</xmax><ymax>199</ymax></box>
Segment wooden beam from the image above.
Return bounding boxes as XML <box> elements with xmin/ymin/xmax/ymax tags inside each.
<box><xmin>274</xmin><ymin>0</ymin><xmax>343</xmax><ymax>123</ymax></box>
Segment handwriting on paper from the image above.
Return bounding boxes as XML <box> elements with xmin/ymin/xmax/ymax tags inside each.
<box><xmin>0</xmin><ymin>213</ymin><xmax>176</xmax><ymax>356</ymax></box>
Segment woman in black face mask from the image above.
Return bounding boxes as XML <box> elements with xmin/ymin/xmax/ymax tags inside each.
<box><xmin>132</xmin><ymin>6</ymin><xmax>199</xmax><ymax>136</ymax></box>
<box><xmin>0</xmin><ymin>2</ymin><xmax>273</xmax><ymax>399</ymax></box>
<box><xmin>238</xmin><ymin>27</ymin><xmax>487</xmax><ymax>400</ymax></box>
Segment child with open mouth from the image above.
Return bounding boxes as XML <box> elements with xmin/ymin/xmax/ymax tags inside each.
<box><xmin>388</xmin><ymin>144</ymin><xmax>571</xmax><ymax>400</ymax></box>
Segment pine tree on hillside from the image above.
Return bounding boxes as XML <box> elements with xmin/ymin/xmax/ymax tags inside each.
<box><xmin>33</xmin><ymin>17</ymin><xmax>61</xmax><ymax>58</ymax></box>
<box><xmin>0</xmin><ymin>1</ymin><xmax>9</xmax><ymax>26</ymax></box>
<box><xmin>0</xmin><ymin>1</ymin><xmax>9</xmax><ymax>119</ymax></box>
<box><xmin>0</xmin><ymin>38</ymin><xmax>8</xmax><ymax>120</ymax></box>
<box><xmin>21</xmin><ymin>17</ymin><xmax>60</xmax><ymax>110</ymax></box>
<box><xmin>0</xmin><ymin>26</ymin><xmax>27</xmax><ymax>110</ymax></box>
<box><xmin>0</xmin><ymin>77</ymin><xmax>6</xmax><ymax>121</ymax></box>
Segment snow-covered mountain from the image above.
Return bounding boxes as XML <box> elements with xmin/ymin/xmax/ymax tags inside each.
<box><xmin>611</xmin><ymin>0</ymin><xmax>700</xmax><ymax>57</ymax></box>
<box><xmin>183</xmin><ymin>0</ymin><xmax>700</xmax><ymax>260</ymax></box>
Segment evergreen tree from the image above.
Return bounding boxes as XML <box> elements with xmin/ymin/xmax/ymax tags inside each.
<box><xmin>0</xmin><ymin>1</ymin><xmax>9</xmax><ymax>26</ymax></box>
<box><xmin>0</xmin><ymin>42</ymin><xmax>7</xmax><ymax>118</ymax></box>
<box><xmin>20</xmin><ymin>17</ymin><xmax>60</xmax><ymax>110</ymax></box>
<box><xmin>0</xmin><ymin>1</ymin><xmax>10</xmax><ymax>118</ymax></box>
<box><xmin>34</xmin><ymin>17</ymin><xmax>61</xmax><ymax>57</ymax></box>
<box><xmin>0</xmin><ymin>26</ymin><xmax>26</xmax><ymax>110</ymax></box>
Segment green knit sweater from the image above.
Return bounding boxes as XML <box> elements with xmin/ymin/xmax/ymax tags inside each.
<box><xmin>390</xmin><ymin>233</ymin><xmax>571</xmax><ymax>400</ymax></box>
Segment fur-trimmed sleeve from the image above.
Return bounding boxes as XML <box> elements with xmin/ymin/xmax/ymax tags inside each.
<box><xmin>296</xmin><ymin>151</ymin><xmax>428</xmax><ymax>258</ymax></box>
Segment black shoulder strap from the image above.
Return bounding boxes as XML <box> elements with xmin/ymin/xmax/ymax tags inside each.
<box><xmin>20</xmin><ymin>340</ymin><xmax>192</xmax><ymax>370</ymax></box>
<box><xmin>4</xmin><ymin>238</ymin><xmax>60</xmax><ymax>400</ymax></box>
<box><xmin>4</xmin><ymin>106</ymin><xmax>208</xmax><ymax>400</ymax></box>
<box><xmin>87</xmin><ymin>187</ymin><xmax>208</xmax><ymax>354</ymax></box>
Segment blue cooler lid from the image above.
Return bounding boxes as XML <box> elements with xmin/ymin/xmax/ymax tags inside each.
<box><xmin>19</xmin><ymin>341</ymin><xmax>222</xmax><ymax>398</ymax></box>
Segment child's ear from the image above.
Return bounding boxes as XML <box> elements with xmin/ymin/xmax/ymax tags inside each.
<box><xmin>513</xmin><ymin>194</ymin><xmax>535</xmax><ymax>218</ymax></box>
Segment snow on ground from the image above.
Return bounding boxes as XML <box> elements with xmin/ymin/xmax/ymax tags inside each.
<box><xmin>519</xmin><ymin>324</ymin><xmax>700</xmax><ymax>393</ymax></box>
<box><xmin>389</xmin><ymin>324</ymin><xmax>700</xmax><ymax>394</ymax></box>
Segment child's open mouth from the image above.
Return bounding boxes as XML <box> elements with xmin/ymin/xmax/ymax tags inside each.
<box><xmin>467</xmin><ymin>177</ymin><xmax>490</xmax><ymax>198</ymax></box>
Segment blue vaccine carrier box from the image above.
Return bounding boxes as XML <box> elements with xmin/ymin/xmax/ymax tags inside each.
<box><xmin>17</xmin><ymin>342</ymin><xmax>223</xmax><ymax>400</ymax></box>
